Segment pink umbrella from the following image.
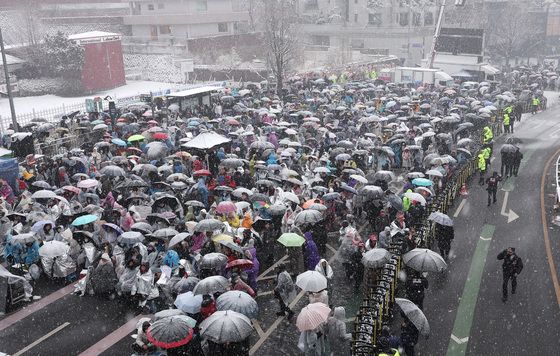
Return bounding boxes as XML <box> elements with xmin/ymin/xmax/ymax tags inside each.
<box><xmin>62</xmin><ymin>185</ymin><xmax>80</xmax><ymax>194</ymax></box>
<box><xmin>296</xmin><ymin>303</ymin><xmax>331</xmax><ymax>331</ymax></box>
<box><xmin>77</xmin><ymin>179</ymin><xmax>98</xmax><ymax>189</ymax></box>
<box><xmin>216</xmin><ymin>201</ymin><xmax>237</xmax><ymax>214</ymax></box>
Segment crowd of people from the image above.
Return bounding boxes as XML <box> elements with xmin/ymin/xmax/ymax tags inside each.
<box><xmin>0</xmin><ymin>65</ymin><xmax>548</xmax><ymax>355</ymax></box>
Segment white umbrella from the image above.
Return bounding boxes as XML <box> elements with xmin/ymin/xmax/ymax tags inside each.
<box><xmin>31</xmin><ymin>190</ymin><xmax>57</xmax><ymax>200</ymax></box>
<box><xmin>296</xmin><ymin>270</ymin><xmax>327</xmax><ymax>292</ymax></box>
<box><xmin>403</xmin><ymin>191</ymin><xmax>427</xmax><ymax>206</ymax></box>
<box><xmin>403</xmin><ymin>248</ymin><xmax>447</xmax><ymax>272</ymax></box>
<box><xmin>350</xmin><ymin>174</ymin><xmax>368</xmax><ymax>184</ymax></box>
<box><xmin>38</xmin><ymin>241</ymin><xmax>69</xmax><ymax>258</ymax></box>
<box><xmin>168</xmin><ymin>233</ymin><xmax>191</xmax><ymax>249</ymax></box>
<box><xmin>428</xmin><ymin>212</ymin><xmax>453</xmax><ymax>226</ymax></box>
<box><xmin>174</xmin><ymin>292</ymin><xmax>203</xmax><ymax>314</ymax></box>
<box><xmin>199</xmin><ymin>310</ymin><xmax>253</xmax><ymax>343</ymax></box>
<box><xmin>425</xmin><ymin>169</ymin><xmax>443</xmax><ymax>178</ymax></box>
<box><xmin>181</xmin><ymin>131</ymin><xmax>231</xmax><ymax>150</ymax></box>
<box><xmin>283</xmin><ymin>191</ymin><xmax>300</xmax><ymax>205</ymax></box>
<box><xmin>293</xmin><ymin>210</ymin><xmax>322</xmax><ymax>226</ymax></box>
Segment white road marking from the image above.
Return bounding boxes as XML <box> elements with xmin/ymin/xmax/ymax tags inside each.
<box><xmin>12</xmin><ymin>322</ymin><xmax>70</xmax><ymax>356</ymax></box>
<box><xmin>257</xmin><ymin>255</ymin><xmax>288</xmax><ymax>280</ymax></box>
<box><xmin>450</xmin><ymin>334</ymin><xmax>469</xmax><ymax>344</ymax></box>
<box><xmin>453</xmin><ymin>199</ymin><xmax>467</xmax><ymax>218</ymax></box>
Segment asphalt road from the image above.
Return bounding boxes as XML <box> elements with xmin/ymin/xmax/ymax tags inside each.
<box><xmin>418</xmin><ymin>102</ymin><xmax>560</xmax><ymax>355</ymax></box>
<box><xmin>3</xmin><ymin>98</ymin><xmax>560</xmax><ymax>356</ymax></box>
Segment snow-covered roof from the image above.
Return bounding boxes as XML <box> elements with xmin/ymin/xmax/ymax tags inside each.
<box><xmin>68</xmin><ymin>31</ymin><xmax>121</xmax><ymax>40</ymax></box>
<box><xmin>0</xmin><ymin>53</ymin><xmax>25</xmax><ymax>66</ymax></box>
<box><xmin>166</xmin><ymin>86</ymin><xmax>222</xmax><ymax>98</ymax></box>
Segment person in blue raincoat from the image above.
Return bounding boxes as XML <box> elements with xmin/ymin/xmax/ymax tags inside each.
<box><xmin>21</xmin><ymin>240</ymin><xmax>40</xmax><ymax>266</ymax></box>
<box><xmin>196</xmin><ymin>177</ymin><xmax>209</xmax><ymax>208</ymax></box>
<box><xmin>163</xmin><ymin>250</ymin><xmax>180</xmax><ymax>268</ymax></box>
<box><xmin>267</xmin><ymin>152</ymin><xmax>278</xmax><ymax>166</ymax></box>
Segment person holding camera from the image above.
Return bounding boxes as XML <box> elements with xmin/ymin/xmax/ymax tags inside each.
<box><xmin>497</xmin><ymin>247</ymin><xmax>523</xmax><ymax>302</ymax></box>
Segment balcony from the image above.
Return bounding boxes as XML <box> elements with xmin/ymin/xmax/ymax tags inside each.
<box><xmin>123</xmin><ymin>12</ymin><xmax>250</xmax><ymax>26</ymax></box>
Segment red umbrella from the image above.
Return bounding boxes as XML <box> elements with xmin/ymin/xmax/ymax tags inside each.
<box><xmin>153</xmin><ymin>132</ymin><xmax>169</xmax><ymax>140</ymax></box>
<box><xmin>303</xmin><ymin>199</ymin><xmax>324</xmax><ymax>209</ymax></box>
<box><xmin>227</xmin><ymin>118</ymin><xmax>240</xmax><ymax>125</ymax></box>
<box><xmin>193</xmin><ymin>169</ymin><xmax>212</xmax><ymax>177</ymax></box>
<box><xmin>226</xmin><ymin>259</ymin><xmax>254</xmax><ymax>270</ymax></box>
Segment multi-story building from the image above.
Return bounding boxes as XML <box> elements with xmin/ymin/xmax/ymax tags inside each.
<box><xmin>297</xmin><ymin>0</ymin><xmax>439</xmax><ymax>66</ymax></box>
<box><xmin>123</xmin><ymin>0</ymin><xmax>250</xmax><ymax>43</ymax></box>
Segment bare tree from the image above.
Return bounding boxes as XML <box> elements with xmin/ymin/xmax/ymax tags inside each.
<box><xmin>260</xmin><ymin>0</ymin><xmax>299</xmax><ymax>96</ymax></box>
<box><xmin>485</xmin><ymin>2</ymin><xmax>544</xmax><ymax>65</ymax></box>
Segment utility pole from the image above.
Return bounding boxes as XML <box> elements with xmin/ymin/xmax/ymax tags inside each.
<box><xmin>427</xmin><ymin>0</ymin><xmax>448</xmax><ymax>69</ymax></box>
<box><xmin>0</xmin><ymin>27</ymin><xmax>18</xmax><ymax>132</ymax></box>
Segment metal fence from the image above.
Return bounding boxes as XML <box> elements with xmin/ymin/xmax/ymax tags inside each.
<box><xmin>0</xmin><ymin>81</ymin><xmax>223</xmax><ymax>130</ymax></box>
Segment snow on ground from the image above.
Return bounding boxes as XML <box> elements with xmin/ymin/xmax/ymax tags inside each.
<box><xmin>0</xmin><ymin>80</ymin><xmax>186</xmax><ymax>118</ymax></box>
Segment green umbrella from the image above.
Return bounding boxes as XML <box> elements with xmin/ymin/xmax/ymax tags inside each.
<box><xmin>71</xmin><ymin>214</ymin><xmax>98</xmax><ymax>226</ymax></box>
<box><xmin>128</xmin><ymin>134</ymin><xmax>145</xmax><ymax>142</ymax></box>
<box><xmin>277</xmin><ymin>233</ymin><xmax>305</xmax><ymax>247</ymax></box>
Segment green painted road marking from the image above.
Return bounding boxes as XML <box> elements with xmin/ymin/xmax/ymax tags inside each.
<box><xmin>446</xmin><ymin>224</ymin><xmax>495</xmax><ymax>356</ymax></box>
<box><xmin>501</xmin><ymin>148</ymin><xmax>535</xmax><ymax>192</ymax></box>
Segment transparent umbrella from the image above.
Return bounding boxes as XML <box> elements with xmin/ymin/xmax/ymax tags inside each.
<box><xmin>361</xmin><ymin>248</ymin><xmax>391</xmax><ymax>269</ymax></box>
<box><xmin>395</xmin><ymin>298</ymin><xmax>430</xmax><ymax>336</ymax></box>
<box><xmin>193</xmin><ymin>275</ymin><xmax>230</xmax><ymax>295</ymax></box>
<box><xmin>216</xmin><ymin>291</ymin><xmax>259</xmax><ymax>319</ymax></box>
<box><xmin>199</xmin><ymin>310</ymin><xmax>254</xmax><ymax>343</ymax></box>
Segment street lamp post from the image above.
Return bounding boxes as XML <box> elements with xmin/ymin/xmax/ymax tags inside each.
<box><xmin>0</xmin><ymin>27</ymin><xmax>18</xmax><ymax>132</ymax></box>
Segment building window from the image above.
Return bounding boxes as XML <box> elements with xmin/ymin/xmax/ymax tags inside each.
<box><xmin>350</xmin><ymin>38</ymin><xmax>364</xmax><ymax>49</ymax></box>
<box><xmin>218</xmin><ymin>22</ymin><xmax>229</xmax><ymax>33</ymax></box>
<box><xmin>304</xmin><ymin>0</ymin><xmax>319</xmax><ymax>11</ymax></box>
<box><xmin>150</xmin><ymin>25</ymin><xmax>158</xmax><ymax>39</ymax></box>
<box><xmin>413</xmin><ymin>12</ymin><xmax>421</xmax><ymax>26</ymax></box>
<box><xmin>355</xmin><ymin>13</ymin><xmax>358</xmax><ymax>22</ymax></box>
<box><xmin>148</xmin><ymin>4</ymin><xmax>154</xmax><ymax>10</ymax></box>
<box><xmin>399</xmin><ymin>12</ymin><xmax>409</xmax><ymax>26</ymax></box>
<box><xmin>311</xmin><ymin>35</ymin><xmax>330</xmax><ymax>46</ymax></box>
<box><xmin>159</xmin><ymin>25</ymin><xmax>171</xmax><ymax>35</ymax></box>
<box><xmin>157</xmin><ymin>3</ymin><xmax>164</xmax><ymax>9</ymax></box>
<box><xmin>368</xmin><ymin>13</ymin><xmax>382</xmax><ymax>25</ymax></box>
<box><xmin>424</xmin><ymin>12</ymin><xmax>434</xmax><ymax>26</ymax></box>
<box><xmin>196</xmin><ymin>0</ymin><xmax>208</xmax><ymax>12</ymax></box>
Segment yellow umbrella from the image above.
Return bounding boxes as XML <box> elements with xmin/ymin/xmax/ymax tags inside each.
<box><xmin>212</xmin><ymin>234</ymin><xmax>234</xmax><ymax>243</ymax></box>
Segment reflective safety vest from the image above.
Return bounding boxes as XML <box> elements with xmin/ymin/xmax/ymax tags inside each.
<box><xmin>478</xmin><ymin>154</ymin><xmax>486</xmax><ymax>171</ymax></box>
<box><xmin>379</xmin><ymin>349</ymin><xmax>400</xmax><ymax>356</ymax></box>
<box><xmin>503</xmin><ymin>113</ymin><xmax>510</xmax><ymax>125</ymax></box>
<box><xmin>504</xmin><ymin>105</ymin><xmax>513</xmax><ymax>114</ymax></box>
<box><xmin>483</xmin><ymin>126</ymin><xmax>493</xmax><ymax>143</ymax></box>
<box><xmin>483</xmin><ymin>147</ymin><xmax>491</xmax><ymax>160</ymax></box>
<box><xmin>532</xmin><ymin>98</ymin><xmax>539</xmax><ymax>106</ymax></box>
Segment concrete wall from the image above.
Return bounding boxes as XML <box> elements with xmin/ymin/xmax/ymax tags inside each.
<box><xmin>135</xmin><ymin>0</ymin><xmax>233</xmax><ymax>15</ymax></box>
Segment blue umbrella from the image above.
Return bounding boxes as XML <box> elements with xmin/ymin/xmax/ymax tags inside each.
<box><xmin>72</xmin><ymin>214</ymin><xmax>98</xmax><ymax>226</ymax></box>
<box><xmin>412</xmin><ymin>178</ymin><xmax>433</xmax><ymax>187</ymax></box>
<box><xmin>102</xmin><ymin>223</ymin><xmax>123</xmax><ymax>235</ymax></box>
<box><xmin>111</xmin><ymin>138</ymin><xmax>127</xmax><ymax>147</ymax></box>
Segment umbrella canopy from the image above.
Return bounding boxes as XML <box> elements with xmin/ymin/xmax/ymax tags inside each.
<box><xmin>100</xmin><ymin>165</ymin><xmax>126</xmax><ymax>177</ymax></box>
<box><xmin>294</xmin><ymin>210</ymin><xmax>322</xmax><ymax>226</ymax></box>
<box><xmin>372</xmin><ymin>170</ymin><xmax>395</xmax><ymax>182</ymax></box>
<box><xmin>500</xmin><ymin>144</ymin><xmax>518</xmax><ymax>154</ymax></box>
<box><xmin>128</xmin><ymin>134</ymin><xmax>145</xmax><ymax>142</ymax></box>
<box><xmin>173</xmin><ymin>277</ymin><xmax>200</xmax><ymax>294</ymax></box>
<box><xmin>77</xmin><ymin>179</ymin><xmax>99</xmax><ymax>189</ymax></box>
<box><xmin>277</xmin><ymin>233</ymin><xmax>306</xmax><ymax>247</ymax></box>
<box><xmin>403</xmin><ymin>248</ymin><xmax>447</xmax><ymax>272</ymax></box>
<box><xmin>216</xmin><ymin>201</ymin><xmax>237</xmax><ymax>214</ymax></box>
<box><xmin>31</xmin><ymin>190</ymin><xmax>57</xmax><ymax>200</ymax></box>
<box><xmin>199</xmin><ymin>253</ymin><xmax>228</xmax><ymax>269</ymax></box>
<box><xmin>11</xmin><ymin>233</ymin><xmax>37</xmax><ymax>244</ymax></box>
<box><xmin>38</xmin><ymin>240</ymin><xmax>69</xmax><ymax>258</ymax></box>
<box><xmin>403</xmin><ymin>191</ymin><xmax>427</xmax><ymax>206</ymax></box>
<box><xmin>428</xmin><ymin>212</ymin><xmax>453</xmax><ymax>226</ymax></box>
<box><xmin>118</xmin><ymin>231</ymin><xmax>144</xmax><ymax>244</ymax></box>
<box><xmin>216</xmin><ymin>290</ymin><xmax>259</xmax><ymax>319</ymax></box>
<box><xmin>168</xmin><ymin>233</ymin><xmax>191</xmax><ymax>249</ymax></box>
<box><xmin>226</xmin><ymin>259</ymin><xmax>253</xmax><ymax>270</ymax></box>
<box><xmin>412</xmin><ymin>178</ymin><xmax>433</xmax><ymax>187</ymax></box>
<box><xmin>425</xmin><ymin>169</ymin><xmax>443</xmax><ymax>178</ymax></box>
<box><xmin>195</xmin><ymin>219</ymin><xmax>224</xmax><ymax>232</ymax></box>
<box><xmin>296</xmin><ymin>303</ymin><xmax>331</xmax><ymax>331</ymax></box>
<box><xmin>361</xmin><ymin>248</ymin><xmax>391</xmax><ymax>269</ymax></box>
<box><xmin>182</xmin><ymin>131</ymin><xmax>231</xmax><ymax>150</ymax></box>
<box><xmin>193</xmin><ymin>275</ymin><xmax>230</xmax><ymax>295</ymax></box>
<box><xmin>147</xmin><ymin>315</ymin><xmax>194</xmax><ymax>349</ymax></box>
<box><xmin>174</xmin><ymin>291</ymin><xmax>203</xmax><ymax>314</ymax></box>
<box><xmin>395</xmin><ymin>298</ymin><xmax>430</xmax><ymax>336</ymax></box>
<box><xmin>199</xmin><ymin>310</ymin><xmax>254</xmax><ymax>343</ymax></box>
<box><xmin>71</xmin><ymin>214</ymin><xmax>98</xmax><ymax>226</ymax></box>
<box><xmin>296</xmin><ymin>270</ymin><xmax>328</xmax><ymax>292</ymax></box>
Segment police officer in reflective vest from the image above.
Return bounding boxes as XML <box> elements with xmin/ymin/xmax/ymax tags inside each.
<box><xmin>531</xmin><ymin>96</ymin><xmax>540</xmax><ymax>114</ymax></box>
<box><xmin>483</xmin><ymin>126</ymin><xmax>493</xmax><ymax>145</ymax></box>
<box><xmin>503</xmin><ymin>107</ymin><xmax>512</xmax><ymax>133</ymax></box>
<box><xmin>377</xmin><ymin>336</ymin><xmax>400</xmax><ymax>356</ymax></box>
<box><xmin>478</xmin><ymin>152</ymin><xmax>487</xmax><ymax>185</ymax></box>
